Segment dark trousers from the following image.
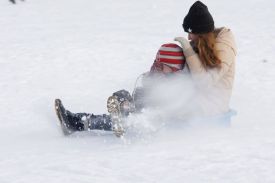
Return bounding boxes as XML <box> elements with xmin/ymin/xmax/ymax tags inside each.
<box><xmin>65</xmin><ymin>89</ymin><xmax>142</xmax><ymax>132</ymax></box>
<box><xmin>66</xmin><ymin>111</ymin><xmax>113</xmax><ymax>131</ymax></box>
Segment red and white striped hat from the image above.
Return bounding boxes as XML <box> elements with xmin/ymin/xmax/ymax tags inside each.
<box><xmin>156</xmin><ymin>43</ymin><xmax>185</xmax><ymax>70</ymax></box>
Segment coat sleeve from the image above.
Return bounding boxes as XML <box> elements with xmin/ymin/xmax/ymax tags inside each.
<box><xmin>184</xmin><ymin>43</ymin><xmax>236</xmax><ymax>88</ymax></box>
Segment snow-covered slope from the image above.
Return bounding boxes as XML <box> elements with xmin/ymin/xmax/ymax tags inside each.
<box><xmin>0</xmin><ymin>0</ymin><xmax>275</xmax><ymax>182</ymax></box>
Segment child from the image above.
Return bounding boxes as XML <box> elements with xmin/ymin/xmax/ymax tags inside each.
<box><xmin>55</xmin><ymin>43</ymin><xmax>186</xmax><ymax>137</ymax></box>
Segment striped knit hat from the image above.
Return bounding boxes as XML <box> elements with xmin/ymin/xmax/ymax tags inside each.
<box><xmin>156</xmin><ymin>43</ymin><xmax>185</xmax><ymax>71</ymax></box>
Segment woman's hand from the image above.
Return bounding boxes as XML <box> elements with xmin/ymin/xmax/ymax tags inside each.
<box><xmin>174</xmin><ymin>37</ymin><xmax>191</xmax><ymax>51</ymax></box>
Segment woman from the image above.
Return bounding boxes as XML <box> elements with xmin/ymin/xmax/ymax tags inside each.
<box><xmin>175</xmin><ymin>1</ymin><xmax>237</xmax><ymax>121</ymax></box>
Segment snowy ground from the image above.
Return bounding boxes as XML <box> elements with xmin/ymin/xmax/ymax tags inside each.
<box><xmin>1</xmin><ymin>0</ymin><xmax>275</xmax><ymax>182</ymax></box>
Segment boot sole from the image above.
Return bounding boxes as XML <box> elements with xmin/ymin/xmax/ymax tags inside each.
<box><xmin>107</xmin><ymin>96</ymin><xmax>125</xmax><ymax>137</ymax></box>
<box><xmin>55</xmin><ymin>99</ymin><xmax>73</xmax><ymax>136</ymax></box>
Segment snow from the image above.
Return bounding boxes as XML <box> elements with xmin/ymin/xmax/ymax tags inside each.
<box><xmin>1</xmin><ymin>0</ymin><xmax>275</xmax><ymax>182</ymax></box>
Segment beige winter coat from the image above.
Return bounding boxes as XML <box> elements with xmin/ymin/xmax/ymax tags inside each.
<box><xmin>184</xmin><ymin>27</ymin><xmax>237</xmax><ymax>117</ymax></box>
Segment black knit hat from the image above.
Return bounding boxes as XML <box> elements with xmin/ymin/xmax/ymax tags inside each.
<box><xmin>183</xmin><ymin>1</ymin><xmax>214</xmax><ymax>34</ymax></box>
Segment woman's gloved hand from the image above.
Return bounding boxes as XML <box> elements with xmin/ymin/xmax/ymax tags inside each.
<box><xmin>174</xmin><ymin>37</ymin><xmax>191</xmax><ymax>51</ymax></box>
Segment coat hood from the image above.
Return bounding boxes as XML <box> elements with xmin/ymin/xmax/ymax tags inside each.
<box><xmin>215</xmin><ymin>27</ymin><xmax>237</xmax><ymax>55</ymax></box>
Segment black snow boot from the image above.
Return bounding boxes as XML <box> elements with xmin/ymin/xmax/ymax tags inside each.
<box><xmin>55</xmin><ymin>99</ymin><xmax>85</xmax><ymax>135</ymax></box>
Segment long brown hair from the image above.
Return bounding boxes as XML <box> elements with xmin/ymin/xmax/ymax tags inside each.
<box><xmin>195</xmin><ymin>31</ymin><xmax>221</xmax><ymax>68</ymax></box>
